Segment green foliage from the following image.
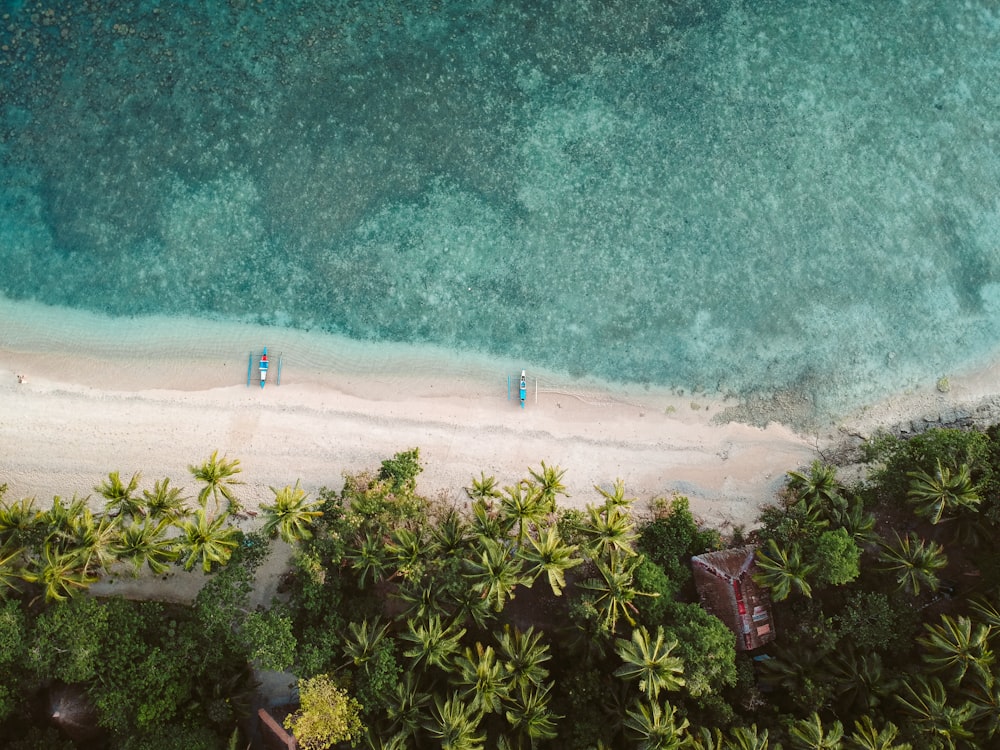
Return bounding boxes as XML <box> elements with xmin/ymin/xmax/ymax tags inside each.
<box><xmin>864</xmin><ymin>428</ymin><xmax>992</xmax><ymax>505</ymax></box>
<box><xmin>638</xmin><ymin>496</ymin><xmax>720</xmax><ymax>586</ymax></box>
<box><xmin>659</xmin><ymin>600</ymin><xmax>737</xmax><ymax>699</ymax></box>
<box><xmin>353</xmin><ymin>637</ymin><xmax>402</xmax><ymax>719</ymax></box>
<box><xmin>27</xmin><ymin>595</ymin><xmax>108</xmax><ymax>684</ymax></box>
<box><xmin>833</xmin><ymin>590</ymin><xmax>916</xmax><ymax>655</ymax></box>
<box><xmin>342</xmin><ymin>469</ymin><xmax>426</xmax><ymax>531</ymax></box>
<box><xmin>241</xmin><ymin>607</ymin><xmax>297</xmax><ymax>672</ymax></box>
<box><xmin>289</xmin><ymin>547</ymin><xmax>347</xmax><ymax>677</ymax></box>
<box><xmin>757</xmin><ymin>498</ymin><xmax>829</xmax><ymax>549</ymax></box>
<box><xmin>89</xmin><ymin>599</ymin><xmax>191</xmax><ymax>734</ymax></box>
<box><xmin>0</xmin><ymin>598</ymin><xmax>26</xmax><ymax>669</ymax></box>
<box><xmin>812</xmin><ymin>528</ymin><xmax>861</xmax><ymax>586</ymax></box>
<box><xmin>4</xmin><ymin>726</ymin><xmax>75</xmax><ymax>750</ymax></box>
<box><xmin>284</xmin><ymin>674</ymin><xmax>365</xmax><ymax>750</ymax></box>
<box><xmin>553</xmin><ymin>668</ymin><xmax>614</xmax><ymax>749</ymax></box>
<box><xmin>633</xmin><ymin>557</ymin><xmax>678</xmax><ymax>628</ymax></box>
<box><xmin>14</xmin><ymin>444</ymin><xmax>1000</xmax><ymax>746</ymax></box>
<box><xmin>115</xmin><ymin>721</ymin><xmax>226</xmax><ymax>750</ymax></box>
<box><xmin>0</xmin><ymin>599</ymin><xmax>26</xmax><ymax>721</ymax></box>
<box><xmin>378</xmin><ymin>447</ymin><xmax>423</xmax><ymax>495</ymax></box>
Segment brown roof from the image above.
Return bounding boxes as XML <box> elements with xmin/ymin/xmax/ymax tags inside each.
<box><xmin>691</xmin><ymin>546</ymin><xmax>776</xmax><ymax>651</ymax></box>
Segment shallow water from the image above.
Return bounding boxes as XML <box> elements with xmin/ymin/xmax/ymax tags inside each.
<box><xmin>1</xmin><ymin>0</ymin><xmax>999</xmax><ymax>420</ymax></box>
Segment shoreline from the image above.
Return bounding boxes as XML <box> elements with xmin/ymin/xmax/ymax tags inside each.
<box><xmin>3</xmin><ymin>297</ymin><xmax>1000</xmax><ymax>532</ymax></box>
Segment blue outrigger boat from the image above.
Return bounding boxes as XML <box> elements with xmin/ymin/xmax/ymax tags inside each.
<box><xmin>247</xmin><ymin>348</ymin><xmax>282</xmax><ymax>388</ymax></box>
<box><xmin>506</xmin><ymin>369</ymin><xmax>529</xmax><ymax>408</ymax></box>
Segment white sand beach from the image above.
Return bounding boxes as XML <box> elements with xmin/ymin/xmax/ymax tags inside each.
<box><xmin>2</xmin><ymin>297</ymin><xmax>999</xmax><ymax>534</ymax></box>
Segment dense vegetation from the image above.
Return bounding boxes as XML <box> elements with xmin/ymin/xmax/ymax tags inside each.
<box><xmin>4</xmin><ymin>427</ymin><xmax>1000</xmax><ymax>748</ymax></box>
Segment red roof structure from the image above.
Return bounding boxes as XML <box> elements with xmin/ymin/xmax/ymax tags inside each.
<box><xmin>691</xmin><ymin>545</ymin><xmax>775</xmax><ymax>651</ymax></box>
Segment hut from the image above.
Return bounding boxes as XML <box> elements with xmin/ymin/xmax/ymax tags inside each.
<box><xmin>691</xmin><ymin>546</ymin><xmax>775</xmax><ymax>651</ymax></box>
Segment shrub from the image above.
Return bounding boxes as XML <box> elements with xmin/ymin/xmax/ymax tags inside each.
<box><xmin>638</xmin><ymin>496</ymin><xmax>720</xmax><ymax>587</ymax></box>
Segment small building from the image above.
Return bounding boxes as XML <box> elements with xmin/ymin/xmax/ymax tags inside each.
<box><xmin>691</xmin><ymin>545</ymin><xmax>775</xmax><ymax>651</ymax></box>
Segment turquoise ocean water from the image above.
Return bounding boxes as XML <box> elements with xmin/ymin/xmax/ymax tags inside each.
<box><xmin>1</xmin><ymin>0</ymin><xmax>999</xmax><ymax>420</ymax></box>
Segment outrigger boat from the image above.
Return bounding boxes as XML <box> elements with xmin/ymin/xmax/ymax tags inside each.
<box><xmin>247</xmin><ymin>348</ymin><xmax>282</xmax><ymax>388</ymax></box>
<box><xmin>258</xmin><ymin>348</ymin><xmax>269</xmax><ymax>388</ymax></box>
<box><xmin>519</xmin><ymin>369</ymin><xmax>527</xmax><ymax>408</ymax></box>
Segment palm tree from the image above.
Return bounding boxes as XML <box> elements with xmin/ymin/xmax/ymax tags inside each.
<box><xmin>878</xmin><ymin>532</ymin><xmax>948</xmax><ymax>595</ymax></box>
<box><xmin>964</xmin><ymin>672</ymin><xmax>1000</xmax><ymax>742</ymax></box>
<box><xmin>465</xmin><ymin>537</ymin><xmax>528</xmax><ymax>613</ymax></box>
<box><xmin>725</xmin><ymin>725</ymin><xmax>774</xmax><ymax>750</ymax></box>
<box><xmin>0</xmin><ymin>543</ymin><xmax>25</xmax><ymax>597</ymax></box>
<box><xmin>752</xmin><ymin>539</ymin><xmax>816</xmax><ymax>601</ymax></box>
<box><xmin>23</xmin><ymin>543</ymin><xmax>97</xmax><ymax>602</ymax></box>
<box><xmin>361</xmin><ymin>731</ymin><xmax>410</xmax><ymax>750</ymax></box>
<box><xmin>395</xmin><ymin>579</ymin><xmax>452</xmax><ymax>625</ymax></box>
<box><xmin>142</xmin><ymin>477</ymin><xmax>190</xmax><ymax>521</ymax></box>
<box><xmin>579</xmin><ymin>502</ymin><xmax>638</xmax><ymax>561</ymax></box>
<box><xmin>906</xmin><ymin>460</ymin><xmax>980</xmax><ymax>524</ymax></box>
<box><xmin>346</xmin><ymin>531</ymin><xmax>390</xmax><ymax>589</ymax></box>
<box><xmin>113</xmin><ymin>517</ymin><xmax>178</xmax><ymax>575</ymax></box>
<box><xmin>496</xmin><ymin>625</ymin><xmax>551</xmax><ymax>692</ymax></box>
<box><xmin>595</xmin><ymin>478</ymin><xmax>635</xmax><ymax>509</ymax></box>
<box><xmin>41</xmin><ymin>495</ymin><xmax>88</xmax><ymax>539</ymax></box>
<box><xmin>400</xmin><ymin>614</ymin><xmax>466</xmax><ymax>673</ymax></box>
<box><xmin>447</xmin><ymin>580</ymin><xmax>495</xmax><ymax>631</ymax></box>
<box><xmin>518</xmin><ymin>525</ymin><xmax>582</xmax><ymax>596</ymax></box>
<box><xmin>622</xmin><ymin>700</ymin><xmax>688</xmax><ymax>750</ymax></box>
<box><xmin>261</xmin><ymin>481</ymin><xmax>323</xmax><ymax>543</ymax></box>
<box><xmin>500</xmin><ymin>483</ymin><xmax>545</xmax><ymax>548</ymax></box>
<box><xmin>614</xmin><ymin>625</ymin><xmax>685</xmax><ymax>701</ymax></box>
<box><xmin>470</xmin><ymin>498</ymin><xmax>504</xmax><ymax>541</ymax></box>
<box><xmin>342</xmin><ymin>618</ymin><xmax>390</xmax><ymax>667</ymax></box>
<box><xmin>424</xmin><ymin>693</ymin><xmax>485</xmax><ymax>750</ymax></box>
<box><xmin>466</xmin><ymin>472</ymin><xmax>502</xmax><ymax>503</ymax></box>
<box><xmin>825</xmin><ymin>646</ymin><xmax>898</xmax><ymax>715</ymax></box>
<box><xmin>385</xmin><ymin>672</ymin><xmax>431</xmax><ymax>742</ymax></box>
<box><xmin>846</xmin><ymin>716</ymin><xmax>912</xmax><ymax>750</ymax></box>
<box><xmin>504</xmin><ymin>682</ymin><xmax>559</xmax><ymax>747</ymax></box>
<box><xmin>787</xmin><ymin>712</ymin><xmax>844</xmax><ymax>749</ymax></box>
<box><xmin>685</xmin><ymin>727</ymin><xmax>723</xmax><ymax>750</ymax></box>
<box><xmin>528</xmin><ymin>462</ymin><xmax>568</xmax><ymax>512</ymax></box>
<box><xmin>176</xmin><ymin>507</ymin><xmax>240</xmax><ymax>572</ymax></box>
<box><xmin>970</xmin><ymin>595</ymin><xmax>1000</xmax><ymax>629</ymax></box>
<box><xmin>833</xmin><ymin>499</ymin><xmax>879</xmax><ymax>547</ymax></box>
<box><xmin>917</xmin><ymin>614</ymin><xmax>994</xmax><ymax>688</ymax></box>
<box><xmin>386</xmin><ymin>526</ymin><xmax>437</xmax><ymax>582</ymax></box>
<box><xmin>0</xmin><ymin>496</ymin><xmax>45</xmax><ymax>548</ymax></box>
<box><xmin>189</xmin><ymin>451</ymin><xmax>243</xmax><ymax>516</ymax></box>
<box><xmin>432</xmin><ymin>508</ymin><xmax>473</xmax><ymax>557</ymax></box>
<box><xmin>896</xmin><ymin>675</ymin><xmax>975</xmax><ymax>747</ymax></box>
<box><xmin>61</xmin><ymin>507</ymin><xmax>121</xmax><ymax>576</ymax></box>
<box><xmin>95</xmin><ymin>471</ymin><xmax>144</xmax><ymax>519</ymax></box>
<box><xmin>577</xmin><ymin>549</ymin><xmax>653</xmax><ymax>632</ymax></box>
<box><xmin>787</xmin><ymin>461</ymin><xmax>842</xmax><ymax>507</ymax></box>
<box><xmin>454</xmin><ymin>643</ymin><xmax>509</xmax><ymax>716</ymax></box>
